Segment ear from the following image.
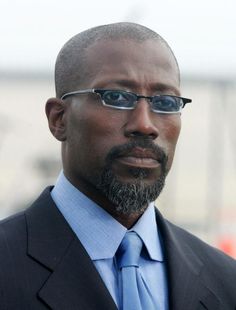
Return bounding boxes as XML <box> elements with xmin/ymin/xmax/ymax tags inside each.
<box><xmin>45</xmin><ymin>97</ymin><xmax>67</xmax><ymax>141</ymax></box>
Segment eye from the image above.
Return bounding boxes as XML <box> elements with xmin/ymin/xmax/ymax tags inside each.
<box><xmin>105</xmin><ymin>91</ymin><xmax>124</xmax><ymax>101</ymax></box>
<box><xmin>102</xmin><ymin>90</ymin><xmax>135</xmax><ymax>108</ymax></box>
<box><xmin>152</xmin><ymin>95</ymin><xmax>183</xmax><ymax>112</ymax></box>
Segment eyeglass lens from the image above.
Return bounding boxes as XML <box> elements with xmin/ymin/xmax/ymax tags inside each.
<box><xmin>99</xmin><ymin>90</ymin><xmax>183</xmax><ymax>112</ymax></box>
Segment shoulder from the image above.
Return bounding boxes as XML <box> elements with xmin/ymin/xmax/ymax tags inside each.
<box><xmin>0</xmin><ymin>187</ymin><xmax>53</xmax><ymax>254</ymax></box>
<box><xmin>169</xmin><ymin>219</ymin><xmax>235</xmax><ymax>260</ymax></box>
<box><xmin>165</xmin><ymin>218</ymin><xmax>236</xmax><ymax>278</ymax></box>
<box><xmin>0</xmin><ymin>188</ymin><xmax>55</xmax><ymax>309</ymax></box>
<box><xmin>156</xmin><ymin>209</ymin><xmax>236</xmax><ymax>276</ymax></box>
<box><xmin>0</xmin><ymin>211</ymin><xmax>26</xmax><ymax>247</ymax></box>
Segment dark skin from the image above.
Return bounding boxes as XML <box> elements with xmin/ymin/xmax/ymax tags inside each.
<box><xmin>46</xmin><ymin>39</ymin><xmax>181</xmax><ymax>228</ymax></box>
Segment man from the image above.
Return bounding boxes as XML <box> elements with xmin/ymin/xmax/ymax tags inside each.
<box><xmin>0</xmin><ymin>22</ymin><xmax>235</xmax><ymax>310</ymax></box>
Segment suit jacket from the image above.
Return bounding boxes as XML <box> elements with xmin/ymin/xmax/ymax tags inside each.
<box><xmin>0</xmin><ymin>187</ymin><xmax>235</xmax><ymax>310</ymax></box>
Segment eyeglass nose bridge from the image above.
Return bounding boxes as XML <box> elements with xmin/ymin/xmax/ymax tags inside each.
<box><xmin>135</xmin><ymin>94</ymin><xmax>153</xmax><ymax>104</ymax></box>
<box><xmin>134</xmin><ymin>94</ymin><xmax>157</xmax><ymax>112</ymax></box>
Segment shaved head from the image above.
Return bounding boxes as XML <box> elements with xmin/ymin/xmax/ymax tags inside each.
<box><xmin>55</xmin><ymin>22</ymin><xmax>180</xmax><ymax>98</ymax></box>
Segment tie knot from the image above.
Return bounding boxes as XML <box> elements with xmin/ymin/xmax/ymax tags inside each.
<box><xmin>116</xmin><ymin>232</ymin><xmax>143</xmax><ymax>269</ymax></box>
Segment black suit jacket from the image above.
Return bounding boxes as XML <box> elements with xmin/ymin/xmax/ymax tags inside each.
<box><xmin>0</xmin><ymin>187</ymin><xmax>235</xmax><ymax>310</ymax></box>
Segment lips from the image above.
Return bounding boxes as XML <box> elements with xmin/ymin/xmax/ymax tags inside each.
<box><xmin>116</xmin><ymin>147</ymin><xmax>161</xmax><ymax>168</ymax></box>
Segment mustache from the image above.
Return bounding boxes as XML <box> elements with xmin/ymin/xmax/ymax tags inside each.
<box><xmin>106</xmin><ymin>139</ymin><xmax>168</xmax><ymax>165</ymax></box>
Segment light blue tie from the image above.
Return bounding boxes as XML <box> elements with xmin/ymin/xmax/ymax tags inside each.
<box><xmin>117</xmin><ymin>232</ymin><xmax>156</xmax><ymax>310</ymax></box>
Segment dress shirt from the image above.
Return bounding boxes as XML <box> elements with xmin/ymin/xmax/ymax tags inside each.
<box><xmin>51</xmin><ymin>171</ymin><xmax>168</xmax><ymax>309</ymax></box>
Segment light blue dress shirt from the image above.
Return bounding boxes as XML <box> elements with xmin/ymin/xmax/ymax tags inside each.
<box><xmin>51</xmin><ymin>172</ymin><xmax>168</xmax><ymax>309</ymax></box>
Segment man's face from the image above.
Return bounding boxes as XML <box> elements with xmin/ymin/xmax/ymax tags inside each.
<box><xmin>62</xmin><ymin>39</ymin><xmax>181</xmax><ymax>214</ymax></box>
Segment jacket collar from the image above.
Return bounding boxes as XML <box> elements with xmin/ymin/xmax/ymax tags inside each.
<box><xmin>155</xmin><ymin>208</ymin><xmax>220</xmax><ymax>310</ymax></box>
<box><xmin>26</xmin><ymin>187</ymin><xmax>117</xmax><ymax>310</ymax></box>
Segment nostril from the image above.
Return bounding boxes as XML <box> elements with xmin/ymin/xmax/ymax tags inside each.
<box><xmin>129</xmin><ymin>132</ymin><xmax>144</xmax><ymax>137</ymax></box>
<box><xmin>149</xmin><ymin>133</ymin><xmax>157</xmax><ymax>140</ymax></box>
<box><xmin>127</xmin><ymin>131</ymin><xmax>157</xmax><ymax>140</ymax></box>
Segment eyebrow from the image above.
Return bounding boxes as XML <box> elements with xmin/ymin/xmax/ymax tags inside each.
<box><xmin>95</xmin><ymin>79</ymin><xmax>181</xmax><ymax>96</ymax></box>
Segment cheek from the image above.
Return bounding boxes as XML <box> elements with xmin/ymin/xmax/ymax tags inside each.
<box><xmin>157</xmin><ymin>116</ymin><xmax>181</xmax><ymax>166</ymax></box>
<box><xmin>162</xmin><ymin>117</ymin><xmax>181</xmax><ymax>143</ymax></box>
<box><xmin>67</xmin><ymin>105</ymin><xmax>124</xmax><ymax>165</ymax></box>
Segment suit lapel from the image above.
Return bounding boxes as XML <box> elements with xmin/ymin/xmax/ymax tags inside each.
<box><xmin>155</xmin><ymin>209</ymin><xmax>220</xmax><ymax>310</ymax></box>
<box><xmin>26</xmin><ymin>188</ymin><xmax>117</xmax><ymax>310</ymax></box>
<box><xmin>38</xmin><ymin>238</ymin><xmax>117</xmax><ymax>310</ymax></box>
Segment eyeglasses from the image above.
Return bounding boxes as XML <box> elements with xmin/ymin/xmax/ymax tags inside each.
<box><xmin>60</xmin><ymin>89</ymin><xmax>192</xmax><ymax>114</ymax></box>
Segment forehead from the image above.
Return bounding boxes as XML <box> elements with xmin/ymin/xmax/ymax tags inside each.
<box><xmin>82</xmin><ymin>39</ymin><xmax>180</xmax><ymax>93</ymax></box>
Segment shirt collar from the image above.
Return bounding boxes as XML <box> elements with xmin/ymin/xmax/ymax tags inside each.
<box><xmin>51</xmin><ymin>171</ymin><xmax>164</xmax><ymax>262</ymax></box>
<box><xmin>130</xmin><ymin>203</ymin><xmax>164</xmax><ymax>262</ymax></box>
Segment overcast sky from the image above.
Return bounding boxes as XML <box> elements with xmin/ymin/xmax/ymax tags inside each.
<box><xmin>1</xmin><ymin>0</ymin><xmax>236</xmax><ymax>79</ymax></box>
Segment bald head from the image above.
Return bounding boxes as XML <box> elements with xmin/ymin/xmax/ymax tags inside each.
<box><xmin>55</xmin><ymin>22</ymin><xmax>180</xmax><ymax>98</ymax></box>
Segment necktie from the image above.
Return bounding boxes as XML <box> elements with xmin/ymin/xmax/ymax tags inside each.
<box><xmin>116</xmin><ymin>232</ymin><xmax>155</xmax><ymax>310</ymax></box>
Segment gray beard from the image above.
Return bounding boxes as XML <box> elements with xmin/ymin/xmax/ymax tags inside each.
<box><xmin>96</xmin><ymin>166</ymin><xmax>166</xmax><ymax>215</ymax></box>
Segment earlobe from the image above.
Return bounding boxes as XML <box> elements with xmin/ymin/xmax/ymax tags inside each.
<box><xmin>45</xmin><ymin>98</ymin><xmax>67</xmax><ymax>141</ymax></box>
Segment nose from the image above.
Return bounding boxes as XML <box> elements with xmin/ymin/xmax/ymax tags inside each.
<box><xmin>124</xmin><ymin>99</ymin><xmax>159</xmax><ymax>139</ymax></box>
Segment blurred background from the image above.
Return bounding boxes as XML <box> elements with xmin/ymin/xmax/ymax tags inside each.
<box><xmin>0</xmin><ymin>0</ymin><xmax>235</xmax><ymax>257</ymax></box>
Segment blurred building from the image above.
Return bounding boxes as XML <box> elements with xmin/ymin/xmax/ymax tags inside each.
<box><xmin>0</xmin><ymin>72</ymin><xmax>236</xmax><ymax>257</ymax></box>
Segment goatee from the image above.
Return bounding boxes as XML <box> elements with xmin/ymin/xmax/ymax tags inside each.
<box><xmin>96</xmin><ymin>139</ymin><xmax>168</xmax><ymax>214</ymax></box>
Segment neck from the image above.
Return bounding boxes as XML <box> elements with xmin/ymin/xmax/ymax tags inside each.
<box><xmin>110</xmin><ymin>211</ymin><xmax>145</xmax><ymax>229</ymax></box>
<box><xmin>64</xmin><ymin>171</ymin><xmax>147</xmax><ymax>228</ymax></box>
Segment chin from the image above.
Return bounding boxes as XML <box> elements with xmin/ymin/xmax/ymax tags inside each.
<box><xmin>96</xmin><ymin>167</ymin><xmax>166</xmax><ymax>215</ymax></box>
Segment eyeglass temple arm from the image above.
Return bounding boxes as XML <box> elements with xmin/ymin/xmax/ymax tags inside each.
<box><xmin>182</xmin><ymin>98</ymin><xmax>192</xmax><ymax>108</ymax></box>
<box><xmin>60</xmin><ymin>89</ymin><xmax>95</xmax><ymax>100</ymax></box>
